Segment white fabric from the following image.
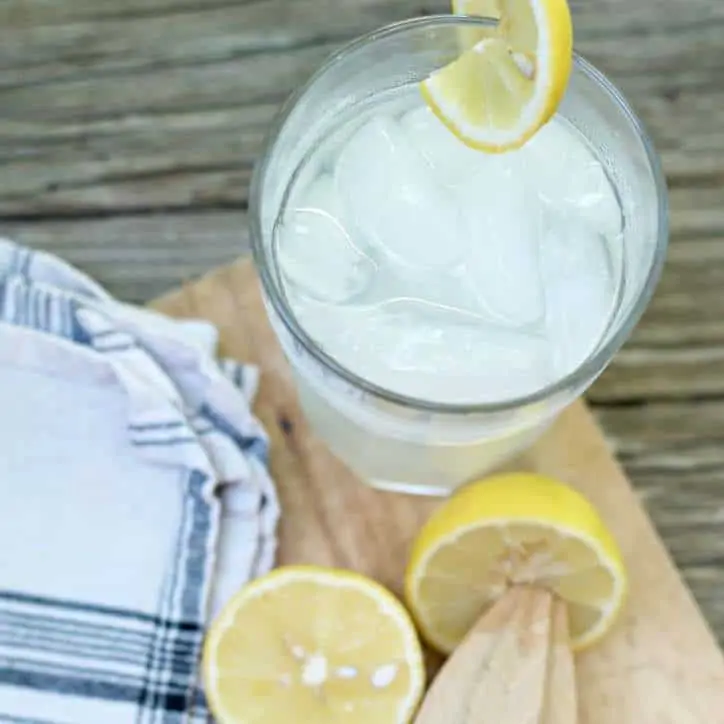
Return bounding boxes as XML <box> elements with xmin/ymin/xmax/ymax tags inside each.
<box><xmin>0</xmin><ymin>240</ymin><xmax>279</xmax><ymax>723</ymax></box>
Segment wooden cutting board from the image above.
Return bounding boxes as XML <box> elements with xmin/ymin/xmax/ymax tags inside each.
<box><xmin>155</xmin><ymin>258</ymin><xmax>724</xmax><ymax>723</ymax></box>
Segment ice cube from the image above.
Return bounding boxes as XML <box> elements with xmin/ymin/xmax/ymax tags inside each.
<box><xmin>541</xmin><ymin>214</ymin><xmax>616</xmax><ymax>375</ymax></box>
<box><xmin>523</xmin><ymin>120</ymin><xmax>622</xmax><ymax>237</ymax></box>
<box><xmin>334</xmin><ymin>114</ymin><xmax>466</xmax><ymax>269</ymax></box>
<box><xmin>363</xmin><ymin>313</ymin><xmax>553</xmax><ymax>403</ymax></box>
<box><xmin>277</xmin><ymin>174</ymin><xmax>375</xmax><ymax>303</ymax></box>
<box><xmin>461</xmin><ymin>168</ymin><xmax>546</xmax><ymax>327</ymax></box>
<box><xmin>399</xmin><ymin>106</ymin><xmax>522</xmax><ymax>189</ymax></box>
<box><xmin>293</xmin><ymin>294</ymin><xmax>553</xmax><ymax>403</ymax></box>
<box><xmin>356</xmin><ymin>262</ymin><xmax>504</xmax><ymax>324</ymax></box>
<box><xmin>290</xmin><ymin>299</ymin><xmax>391</xmax><ymax>385</ymax></box>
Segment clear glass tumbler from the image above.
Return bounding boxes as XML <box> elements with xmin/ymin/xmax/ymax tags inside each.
<box><xmin>250</xmin><ymin>15</ymin><xmax>668</xmax><ymax>496</ymax></box>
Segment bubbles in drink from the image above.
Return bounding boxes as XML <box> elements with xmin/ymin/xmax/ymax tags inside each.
<box><xmin>277</xmin><ymin>88</ymin><xmax>622</xmax><ymax>405</ymax></box>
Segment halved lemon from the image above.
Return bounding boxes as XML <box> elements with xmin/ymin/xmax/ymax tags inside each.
<box><xmin>422</xmin><ymin>0</ymin><xmax>574</xmax><ymax>152</ymax></box>
<box><xmin>203</xmin><ymin>566</ymin><xmax>425</xmax><ymax>724</ymax></box>
<box><xmin>405</xmin><ymin>473</ymin><xmax>627</xmax><ymax>654</ymax></box>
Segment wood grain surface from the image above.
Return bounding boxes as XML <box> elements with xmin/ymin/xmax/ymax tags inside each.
<box><xmin>155</xmin><ymin>260</ymin><xmax>724</xmax><ymax>722</ymax></box>
<box><xmin>1</xmin><ymin>0</ymin><xmax>723</xmax><ymax>646</ymax></box>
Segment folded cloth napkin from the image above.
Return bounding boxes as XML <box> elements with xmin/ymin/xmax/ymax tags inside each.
<box><xmin>0</xmin><ymin>241</ymin><xmax>279</xmax><ymax>724</ymax></box>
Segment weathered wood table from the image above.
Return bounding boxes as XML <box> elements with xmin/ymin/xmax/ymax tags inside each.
<box><xmin>0</xmin><ymin>0</ymin><xmax>721</xmax><ymax>645</ymax></box>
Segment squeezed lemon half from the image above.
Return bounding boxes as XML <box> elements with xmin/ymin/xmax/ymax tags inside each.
<box><xmin>405</xmin><ymin>473</ymin><xmax>627</xmax><ymax>654</ymax></box>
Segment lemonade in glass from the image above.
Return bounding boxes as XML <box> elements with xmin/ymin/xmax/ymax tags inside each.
<box><xmin>250</xmin><ymin>13</ymin><xmax>668</xmax><ymax>495</ymax></box>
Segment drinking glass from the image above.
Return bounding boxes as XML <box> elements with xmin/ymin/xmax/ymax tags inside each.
<box><xmin>250</xmin><ymin>15</ymin><xmax>668</xmax><ymax>496</ymax></box>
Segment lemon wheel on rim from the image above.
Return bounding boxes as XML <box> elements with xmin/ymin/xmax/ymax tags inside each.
<box><xmin>422</xmin><ymin>0</ymin><xmax>574</xmax><ymax>152</ymax></box>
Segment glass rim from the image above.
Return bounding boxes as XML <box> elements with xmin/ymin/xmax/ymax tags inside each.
<box><xmin>250</xmin><ymin>13</ymin><xmax>669</xmax><ymax>416</ymax></box>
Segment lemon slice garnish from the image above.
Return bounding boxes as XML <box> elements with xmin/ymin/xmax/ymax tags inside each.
<box><xmin>454</xmin><ymin>0</ymin><xmax>503</xmax><ymax>15</ymax></box>
<box><xmin>203</xmin><ymin>566</ymin><xmax>425</xmax><ymax>724</ymax></box>
<box><xmin>405</xmin><ymin>473</ymin><xmax>627</xmax><ymax>654</ymax></box>
<box><xmin>422</xmin><ymin>0</ymin><xmax>574</xmax><ymax>152</ymax></box>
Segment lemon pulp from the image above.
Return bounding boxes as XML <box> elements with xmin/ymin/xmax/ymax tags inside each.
<box><xmin>204</xmin><ymin>566</ymin><xmax>425</xmax><ymax>724</ymax></box>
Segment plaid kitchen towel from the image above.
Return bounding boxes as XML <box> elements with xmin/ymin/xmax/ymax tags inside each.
<box><xmin>0</xmin><ymin>241</ymin><xmax>279</xmax><ymax>724</ymax></box>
